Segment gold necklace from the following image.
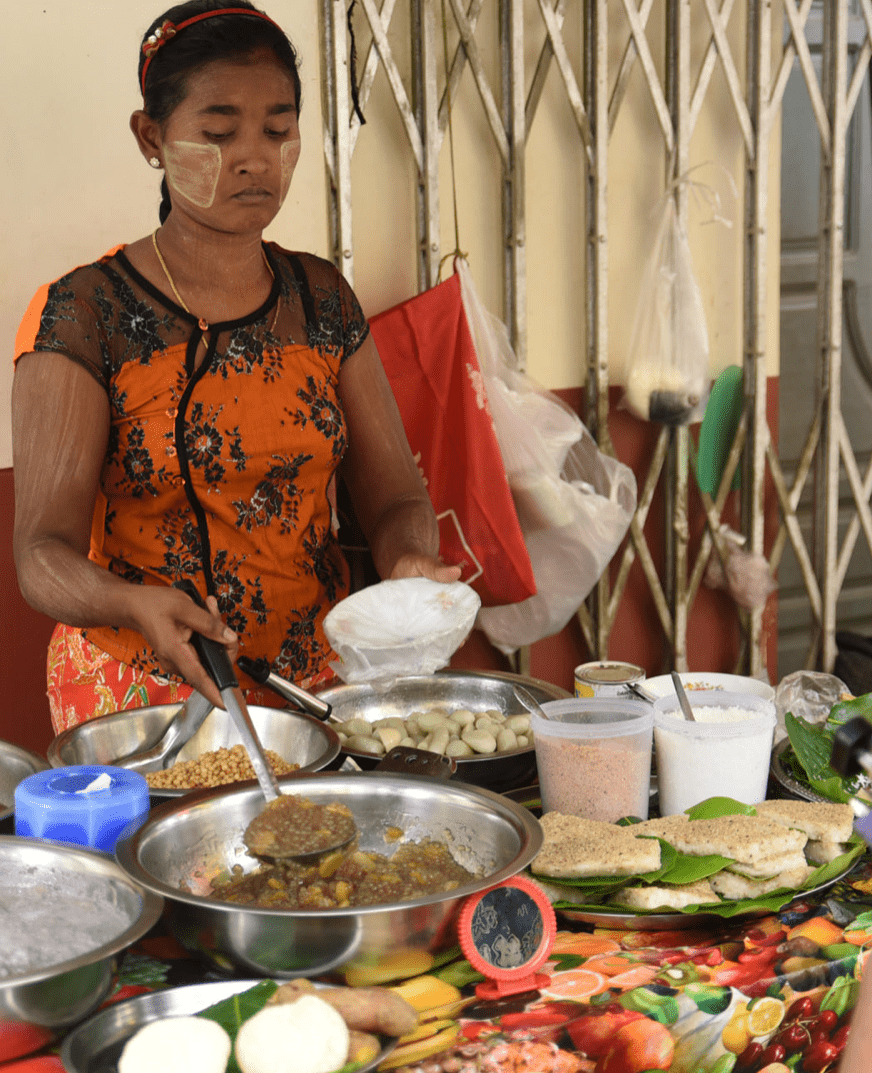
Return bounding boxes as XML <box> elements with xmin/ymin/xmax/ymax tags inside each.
<box><xmin>151</xmin><ymin>229</ymin><xmax>280</xmax><ymax>333</ymax></box>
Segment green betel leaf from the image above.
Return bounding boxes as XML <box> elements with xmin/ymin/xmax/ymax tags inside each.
<box><xmin>802</xmin><ymin>834</ymin><xmax>866</xmax><ymax>888</ymax></box>
<box><xmin>785</xmin><ymin>712</ymin><xmax>837</xmax><ymax>780</ymax></box>
<box><xmin>827</xmin><ymin>692</ymin><xmax>872</xmax><ymax>730</ymax></box>
<box><xmin>684</xmin><ymin>797</ymin><xmax>758</xmax><ymax>820</ymax></box>
<box><xmin>659</xmin><ymin>852</ymin><xmax>734</xmax><ymax>886</ymax></box>
<box><xmin>635</xmin><ymin>839</ymin><xmax>678</xmax><ymax>883</ymax></box>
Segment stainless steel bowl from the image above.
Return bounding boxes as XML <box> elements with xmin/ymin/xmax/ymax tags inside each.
<box><xmin>115</xmin><ymin>771</ymin><xmax>542</xmax><ymax>980</ymax></box>
<box><xmin>0</xmin><ymin>836</ymin><xmax>164</xmax><ymax>1062</ymax></box>
<box><xmin>48</xmin><ymin>704</ymin><xmax>341</xmax><ymax>797</ymax></box>
<box><xmin>0</xmin><ymin>741</ymin><xmax>49</xmax><ymax>821</ymax></box>
<box><xmin>319</xmin><ymin>670</ymin><xmax>571</xmax><ymax>792</ymax></box>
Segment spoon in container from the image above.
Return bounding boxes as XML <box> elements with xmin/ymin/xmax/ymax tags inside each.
<box><xmin>670</xmin><ymin>671</ymin><xmax>698</xmax><ymax>722</ymax></box>
<box><xmin>174</xmin><ymin>581</ymin><xmax>356</xmax><ymax>860</ymax></box>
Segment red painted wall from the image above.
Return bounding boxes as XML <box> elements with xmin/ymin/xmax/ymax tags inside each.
<box><xmin>0</xmin><ymin>378</ymin><xmax>779</xmax><ymax>755</ymax></box>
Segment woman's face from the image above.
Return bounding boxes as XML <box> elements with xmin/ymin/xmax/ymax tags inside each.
<box><xmin>157</xmin><ymin>48</ymin><xmax>300</xmax><ymax>232</ymax></box>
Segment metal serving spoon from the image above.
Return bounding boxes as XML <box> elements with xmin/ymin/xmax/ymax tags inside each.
<box><xmin>670</xmin><ymin>671</ymin><xmax>698</xmax><ymax>722</ymax></box>
<box><xmin>174</xmin><ymin>581</ymin><xmax>356</xmax><ymax>860</ymax></box>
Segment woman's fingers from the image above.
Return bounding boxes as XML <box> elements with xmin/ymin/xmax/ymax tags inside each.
<box><xmin>131</xmin><ymin>587</ymin><xmax>237</xmax><ymax>708</ymax></box>
<box><xmin>389</xmin><ymin>554</ymin><xmax>463</xmax><ymax>583</ymax></box>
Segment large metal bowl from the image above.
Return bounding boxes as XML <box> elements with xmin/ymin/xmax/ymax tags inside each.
<box><xmin>0</xmin><ymin>836</ymin><xmax>163</xmax><ymax>1062</ymax></box>
<box><xmin>0</xmin><ymin>741</ymin><xmax>49</xmax><ymax>821</ymax></box>
<box><xmin>318</xmin><ymin>670</ymin><xmax>571</xmax><ymax>793</ymax></box>
<box><xmin>48</xmin><ymin>704</ymin><xmax>341</xmax><ymax>797</ymax></box>
<box><xmin>115</xmin><ymin>771</ymin><xmax>542</xmax><ymax>980</ymax></box>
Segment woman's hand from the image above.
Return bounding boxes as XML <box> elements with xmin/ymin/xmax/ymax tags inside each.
<box><xmin>389</xmin><ymin>553</ymin><xmax>463</xmax><ymax>584</ymax></box>
<box><xmin>126</xmin><ymin>589</ymin><xmax>238</xmax><ymax>710</ymax></box>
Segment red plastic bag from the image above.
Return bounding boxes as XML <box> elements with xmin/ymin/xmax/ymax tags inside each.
<box><xmin>369</xmin><ymin>273</ymin><xmax>536</xmax><ymax>607</ymax></box>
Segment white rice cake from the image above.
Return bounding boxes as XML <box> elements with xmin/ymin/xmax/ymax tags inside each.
<box><xmin>532</xmin><ymin>813</ymin><xmax>662</xmax><ymax>878</ymax></box>
<box><xmin>632</xmin><ymin>815</ymin><xmax>690</xmax><ymax>839</ymax></box>
<box><xmin>754</xmin><ymin>800</ymin><xmax>854</xmax><ymax>843</ymax></box>
<box><xmin>805</xmin><ymin>839</ymin><xmax>851</xmax><ymax>865</ymax></box>
<box><xmin>664</xmin><ymin>814</ymin><xmax>807</xmax><ymax>864</ymax></box>
<box><xmin>608</xmin><ymin>879</ymin><xmax>721</xmax><ymax>910</ymax></box>
<box><xmin>710</xmin><ymin>863</ymin><xmax>813</xmax><ymax>900</ymax></box>
<box><xmin>727</xmin><ymin>849</ymin><xmax>809</xmax><ymax>879</ymax></box>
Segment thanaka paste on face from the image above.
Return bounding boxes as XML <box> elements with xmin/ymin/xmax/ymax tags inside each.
<box><xmin>280</xmin><ymin>138</ymin><xmax>301</xmax><ymax>204</ymax></box>
<box><xmin>163</xmin><ymin>141</ymin><xmax>223</xmax><ymax>208</ymax></box>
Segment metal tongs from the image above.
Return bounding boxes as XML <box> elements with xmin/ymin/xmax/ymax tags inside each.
<box><xmin>237</xmin><ymin>655</ymin><xmax>332</xmax><ymax>721</ymax></box>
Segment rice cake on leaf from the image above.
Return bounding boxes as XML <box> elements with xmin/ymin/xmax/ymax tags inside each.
<box><xmin>532</xmin><ymin>813</ymin><xmax>661</xmax><ymax>878</ymax></box>
<box><xmin>754</xmin><ymin>799</ymin><xmax>854</xmax><ymax>843</ymax></box>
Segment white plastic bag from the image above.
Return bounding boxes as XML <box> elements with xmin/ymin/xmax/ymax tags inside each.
<box><xmin>621</xmin><ymin>193</ymin><xmax>709</xmax><ymax>424</ymax></box>
<box><xmin>456</xmin><ymin>259</ymin><xmax>637</xmax><ymax>655</ymax></box>
<box><xmin>323</xmin><ymin>577</ymin><xmax>480</xmax><ymax>686</ymax></box>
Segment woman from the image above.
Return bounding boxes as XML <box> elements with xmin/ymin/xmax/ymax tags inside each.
<box><xmin>12</xmin><ymin>0</ymin><xmax>459</xmax><ymax>732</ymax></box>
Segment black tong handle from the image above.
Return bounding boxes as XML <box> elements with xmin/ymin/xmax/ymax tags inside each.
<box><xmin>173</xmin><ymin>579</ymin><xmax>238</xmax><ymax>692</ymax></box>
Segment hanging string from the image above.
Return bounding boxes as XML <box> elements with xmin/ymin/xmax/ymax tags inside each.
<box><xmin>346</xmin><ymin>1</ymin><xmax>366</xmax><ymax>126</ymax></box>
<box><xmin>438</xmin><ymin>0</ymin><xmax>466</xmax><ymax>281</ymax></box>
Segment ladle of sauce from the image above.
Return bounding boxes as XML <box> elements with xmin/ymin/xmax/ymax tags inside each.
<box><xmin>174</xmin><ymin>582</ymin><xmax>356</xmax><ymax>860</ymax></box>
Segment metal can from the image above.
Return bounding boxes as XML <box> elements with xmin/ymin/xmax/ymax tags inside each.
<box><xmin>574</xmin><ymin>661</ymin><xmax>646</xmax><ymax>699</ymax></box>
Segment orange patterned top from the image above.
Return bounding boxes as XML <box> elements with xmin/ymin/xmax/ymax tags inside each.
<box><xmin>15</xmin><ymin>243</ymin><xmax>368</xmax><ymax>687</ymax></box>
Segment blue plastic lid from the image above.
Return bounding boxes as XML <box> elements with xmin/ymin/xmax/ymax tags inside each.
<box><xmin>14</xmin><ymin>765</ymin><xmax>150</xmax><ymax>853</ymax></box>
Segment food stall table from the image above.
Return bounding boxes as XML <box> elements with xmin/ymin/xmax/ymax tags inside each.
<box><xmin>3</xmin><ymin>849</ymin><xmax>870</xmax><ymax>1073</ymax></box>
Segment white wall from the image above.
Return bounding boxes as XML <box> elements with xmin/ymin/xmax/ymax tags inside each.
<box><xmin>1</xmin><ymin>2</ymin><xmax>780</xmax><ymax>470</ymax></box>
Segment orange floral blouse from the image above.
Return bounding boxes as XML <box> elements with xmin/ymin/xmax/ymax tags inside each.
<box><xmin>15</xmin><ymin>243</ymin><xmax>368</xmax><ymax>687</ymax></box>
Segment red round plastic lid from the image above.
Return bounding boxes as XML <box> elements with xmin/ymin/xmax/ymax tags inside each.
<box><xmin>457</xmin><ymin>875</ymin><xmax>557</xmax><ymax>992</ymax></box>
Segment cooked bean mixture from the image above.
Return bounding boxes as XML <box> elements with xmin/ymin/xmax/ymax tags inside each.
<box><xmin>243</xmin><ymin>795</ymin><xmax>357</xmax><ymax>857</ymax></box>
<box><xmin>209</xmin><ymin>795</ymin><xmax>477</xmax><ymax>909</ymax></box>
<box><xmin>144</xmin><ymin>744</ymin><xmax>299</xmax><ymax>790</ymax></box>
<box><xmin>211</xmin><ymin>840</ymin><xmax>475</xmax><ymax>909</ymax></box>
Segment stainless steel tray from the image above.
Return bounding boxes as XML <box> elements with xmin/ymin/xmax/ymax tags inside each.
<box><xmin>770</xmin><ymin>737</ymin><xmax>827</xmax><ymax>802</ymax></box>
<box><xmin>0</xmin><ymin>740</ymin><xmax>49</xmax><ymax>821</ymax></box>
<box><xmin>61</xmin><ymin>980</ymin><xmax>398</xmax><ymax>1073</ymax></box>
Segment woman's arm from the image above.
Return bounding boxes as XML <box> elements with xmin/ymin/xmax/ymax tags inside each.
<box><xmin>12</xmin><ymin>353</ymin><xmax>236</xmax><ymax>707</ymax></box>
<box><xmin>338</xmin><ymin>334</ymin><xmax>461</xmax><ymax>584</ymax></box>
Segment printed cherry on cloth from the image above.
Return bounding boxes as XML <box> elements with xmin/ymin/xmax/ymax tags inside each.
<box><xmin>369</xmin><ymin>271</ymin><xmax>536</xmax><ymax>607</ymax></box>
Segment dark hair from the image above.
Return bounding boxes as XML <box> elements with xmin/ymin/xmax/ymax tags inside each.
<box><xmin>139</xmin><ymin>1</ymin><xmax>302</xmax><ymax>222</ymax></box>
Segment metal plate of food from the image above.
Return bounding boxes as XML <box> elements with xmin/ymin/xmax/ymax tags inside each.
<box><xmin>552</xmin><ymin>864</ymin><xmax>858</xmax><ymax>930</ymax></box>
<box><xmin>47</xmin><ymin>705</ymin><xmax>341</xmax><ymax>798</ymax></box>
<box><xmin>61</xmin><ymin>979</ymin><xmax>398</xmax><ymax>1073</ymax></box>
<box><xmin>770</xmin><ymin>737</ymin><xmax>827</xmax><ymax>803</ymax></box>
<box><xmin>318</xmin><ymin>669</ymin><xmax>571</xmax><ymax>793</ymax></box>
<box><xmin>0</xmin><ymin>740</ymin><xmax>49</xmax><ymax>822</ymax></box>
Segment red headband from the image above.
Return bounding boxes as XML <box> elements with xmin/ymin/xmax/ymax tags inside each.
<box><xmin>140</xmin><ymin>7</ymin><xmax>282</xmax><ymax>94</ymax></box>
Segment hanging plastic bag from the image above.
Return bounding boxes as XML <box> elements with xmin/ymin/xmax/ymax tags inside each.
<box><xmin>703</xmin><ymin>524</ymin><xmax>777</xmax><ymax>611</ymax></box>
<box><xmin>369</xmin><ymin>273</ymin><xmax>537</xmax><ymax>607</ymax></box>
<box><xmin>455</xmin><ymin>258</ymin><xmax>637</xmax><ymax>654</ymax></box>
<box><xmin>621</xmin><ymin>169</ymin><xmax>733</xmax><ymax>425</ymax></box>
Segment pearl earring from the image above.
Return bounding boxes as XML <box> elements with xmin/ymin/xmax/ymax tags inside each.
<box><xmin>148</xmin><ymin>157</ymin><xmax>161</xmax><ymax>169</ymax></box>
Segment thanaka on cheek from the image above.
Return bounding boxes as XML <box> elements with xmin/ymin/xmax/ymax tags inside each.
<box><xmin>280</xmin><ymin>139</ymin><xmax>301</xmax><ymax>204</ymax></box>
<box><xmin>164</xmin><ymin>141</ymin><xmax>222</xmax><ymax>208</ymax></box>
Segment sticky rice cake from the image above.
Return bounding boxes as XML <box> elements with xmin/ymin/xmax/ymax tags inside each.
<box><xmin>632</xmin><ymin>815</ymin><xmax>690</xmax><ymax>839</ymax></box>
<box><xmin>533</xmin><ymin>813</ymin><xmax>661</xmax><ymax>878</ymax></box>
<box><xmin>805</xmin><ymin>839</ymin><xmax>851</xmax><ymax>865</ymax></box>
<box><xmin>710</xmin><ymin>863</ymin><xmax>813</xmax><ymax>899</ymax></box>
<box><xmin>727</xmin><ymin>849</ymin><xmax>809</xmax><ymax>878</ymax></box>
<box><xmin>661</xmin><ymin>814</ymin><xmax>807</xmax><ymax>864</ymax></box>
<box><xmin>609</xmin><ymin>879</ymin><xmax>720</xmax><ymax>910</ymax></box>
<box><xmin>754</xmin><ymin>799</ymin><xmax>854</xmax><ymax>843</ymax></box>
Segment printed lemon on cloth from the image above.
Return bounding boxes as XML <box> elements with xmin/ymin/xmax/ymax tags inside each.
<box><xmin>324</xmin><ymin>578</ymin><xmax>481</xmax><ymax>686</ymax></box>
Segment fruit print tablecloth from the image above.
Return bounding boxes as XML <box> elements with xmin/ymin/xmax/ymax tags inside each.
<box><xmin>3</xmin><ymin>858</ymin><xmax>871</xmax><ymax>1073</ymax></box>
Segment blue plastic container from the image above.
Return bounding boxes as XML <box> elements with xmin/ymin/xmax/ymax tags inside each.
<box><xmin>14</xmin><ymin>765</ymin><xmax>150</xmax><ymax>853</ymax></box>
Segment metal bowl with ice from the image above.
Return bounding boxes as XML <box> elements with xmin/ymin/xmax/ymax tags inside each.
<box><xmin>319</xmin><ymin>670</ymin><xmax>571</xmax><ymax>793</ymax></box>
<box><xmin>115</xmin><ymin>771</ymin><xmax>542</xmax><ymax>980</ymax></box>
<box><xmin>0</xmin><ymin>741</ymin><xmax>49</xmax><ymax>822</ymax></box>
<box><xmin>47</xmin><ymin>704</ymin><xmax>341</xmax><ymax>797</ymax></box>
<box><xmin>0</xmin><ymin>836</ymin><xmax>163</xmax><ymax>1062</ymax></box>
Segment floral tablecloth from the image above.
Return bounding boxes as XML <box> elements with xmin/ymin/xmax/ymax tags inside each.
<box><xmin>5</xmin><ymin>857</ymin><xmax>871</xmax><ymax>1073</ymax></box>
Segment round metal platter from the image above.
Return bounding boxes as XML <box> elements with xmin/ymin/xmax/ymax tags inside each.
<box><xmin>770</xmin><ymin>737</ymin><xmax>828</xmax><ymax>803</ymax></box>
<box><xmin>553</xmin><ymin>865</ymin><xmax>856</xmax><ymax>931</ymax></box>
<box><xmin>61</xmin><ymin>979</ymin><xmax>398</xmax><ymax>1073</ymax></box>
<box><xmin>0</xmin><ymin>741</ymin><xmax>48</xmax><ymax>822</ymax></box>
